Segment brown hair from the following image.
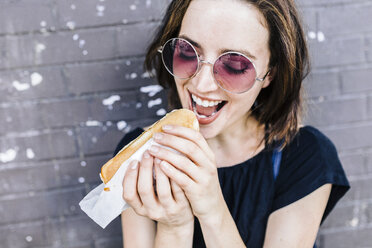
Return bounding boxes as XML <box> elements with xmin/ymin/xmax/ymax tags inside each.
<box><xmin>145</xmin><ymin>0</ymin><xmax>310</xmax><ymax>149</ymax></box>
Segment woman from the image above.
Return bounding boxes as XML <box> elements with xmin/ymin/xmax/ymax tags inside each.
<box><xmin>117</xmin><ymin>0</ymin><xmax>350</xmax><ymax>247</ymax></box>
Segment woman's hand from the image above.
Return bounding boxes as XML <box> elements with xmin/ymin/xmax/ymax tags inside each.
<box><xmin>122</xmin><ymin>150</ymin><xmax>194</xmax><ymax>228</ymax></box>
<box><xmin>148</xmin><ymin>125</ymin><xmax>226</xmax><ymax>222</ymax></box>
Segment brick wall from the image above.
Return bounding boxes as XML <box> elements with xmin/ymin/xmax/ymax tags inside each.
<box><xmin>0</xmin><ymin>0</ymin><xmax>370</xmax><ymax>247</ymax></box>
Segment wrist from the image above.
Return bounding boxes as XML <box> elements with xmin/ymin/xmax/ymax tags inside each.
<box><xmin>196</xmin><ymin>197</ymin><xmax>229</xmax><ymax>227</ymax></box>
<box><xmin>197</xmin><ymin>206</ymin><xmax>226</xmax><ymax>228</ymax></box>
<box><xmin>157</xmin><ymin>219</ymin><xmax>194</xmax><ymax>237</ymax></box>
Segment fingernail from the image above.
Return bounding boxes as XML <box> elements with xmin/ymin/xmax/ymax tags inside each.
<box><xmin>149</xmin><ymin>146</ymin><xmax>159</xmax><ymax>154</ymax></box>
<box><xmin>162</xmin><ymin>125</ymin><xmax>173</xmax><ymax>131</ymax></box>
<box><xmin>153</xmin><ymin>133</ymin><xmax>163</xmax><ymax>140</ymax></box>
<box><xmin>143</xmin><ymin>151</ymin><xmax>150</xmax><ymax>159</ymax></box>
<box><xmin>131</xmin><ymin>160</ymin><xmax>138</xmax><ymax>170</ymax></box>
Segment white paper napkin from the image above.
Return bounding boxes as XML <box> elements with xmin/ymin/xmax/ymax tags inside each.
<box><xmin>79</xmin><ymin>138</ymin><xmax>158</xmax><ymax>228</ymax></box>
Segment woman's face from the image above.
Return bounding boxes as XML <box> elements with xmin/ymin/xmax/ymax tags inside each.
<box><xmin>175</xmin><ymin>0</ymin><xmax>271</xmax><ymax>139</ymax></box>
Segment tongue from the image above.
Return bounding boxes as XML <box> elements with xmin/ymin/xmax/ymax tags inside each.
<box><xmin>195</xmin><ymin>104</ymin><xmax>218</xmax><ymax>117</ymax></box>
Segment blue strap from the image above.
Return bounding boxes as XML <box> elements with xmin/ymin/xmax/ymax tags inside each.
<box><xmin>271</xmin><ymin>148</ymin><xmax>282</xmax><ymax>180</ymax></box>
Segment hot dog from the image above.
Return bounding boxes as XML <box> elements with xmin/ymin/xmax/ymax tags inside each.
<box><xmin>100</xmin><ymin>109</ymin><xmax>199</xmax><ymax>184</ymax></box>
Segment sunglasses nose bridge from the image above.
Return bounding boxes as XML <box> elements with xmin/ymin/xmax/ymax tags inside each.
<box><xmin>197</xmin><ymin>59</ymin><xmax>214</xmax><ymax>75</ymax></box>
<box><xmin>192</xmin><ymin>59</ymin><xmax>220</xmax><ymax>93</ymax></box>
<box><xmin>199</xmin><ymin>59</ymin><xmax>213</xmax><ymax>66</ymax></box>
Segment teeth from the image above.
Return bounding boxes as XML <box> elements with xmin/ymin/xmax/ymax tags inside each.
<box><xmin>191</xmin><ymin>94</ymin><xmax>222</xmax><ymax>107</ymax></box>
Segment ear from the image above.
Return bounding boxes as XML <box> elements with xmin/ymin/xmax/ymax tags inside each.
<box><xmin>262</xmin><ymin>66</ymin><xmax>276</xmax><ymax>88</ymax></box>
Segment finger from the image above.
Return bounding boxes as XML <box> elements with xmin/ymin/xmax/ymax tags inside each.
<box><xmin>153</xmin><ymin>131</ymin><xmax>215</xmax><ymax>170</ymax></box>
<box><xmin>122</xmin><ymin>160</ymin><xmax>144</xmax><ymax>213</ymax></box>
<box><xmin>137</xmin><ymin>151</ymin><xmax>159</xmax><ymax>208</ymax></box>
<box><xmin>161</xmin><ymin>125</ymin><xmax>215</xmax><ymax>161</ymax></box>
<box><xmin>159</xmin><ymin>160</ymin><xmax>194</xmax><ymax>191</ymax></box>
<box><xmin>170</xmin><ymin>179</ymin><xmax>188</xmax><ymax>204</ymax></box>
<box><xmin>148</xmin><ymin>145</ymin><xmax>201</xmax><ymax>182</ymax></box>
<box><xmin>154</xmin><ymin>158</ymin><xmax>174</xmax><ymax>206</ymax></box>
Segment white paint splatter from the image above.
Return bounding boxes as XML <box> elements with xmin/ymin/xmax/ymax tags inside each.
<box><xmin>102</xmin><ymin>95</ymin><xmax>121</xmax><ymax>106</ymax></box>
<box><xmin>79</xmin><ymin>39</ymin><xmax>86</xmax><ymax>48</ymax></box>
<box><xmin>40</xmin><ymin>21</ymin><xmax>47</xmax><ymax>27</ymax></box>
<box><xmin>80</xmin><ymin>161</ymin><xmax>87</xmax><ymax>167</ymax></box>
<box><xmin>12</xmin><ymin>80</ymin><xmax>30</xmax><ymax>91</ymax></box>
<box><xmin>136</xmin><ymin>102</ymin><xmax>142</xmax><ymax>109</ymax></box>
<box><xmin>72</xmin><ymin>34</ymin><xmax>79</xmax><ymax>41</ymax></box>
<box><xmin>308</xmin><ymin>31</ymin><xmax>316</xmax><ymax>40</ymax></box>
<box><xmin>106</xmin><ymin>121</ymin><xmax>113</xmax><ymax>126</ymax></box>
<box><xmin>148</xmin><ymin>98</ymin><xmax>162</xmax><ymax>108</ymax></box>
<box><xmin>85</xmin><ymin>120</ymin><xmax>102</xmax><ymax>127</ymax></box>
<box><xmin>156</xmin><ymin>108</ymin><xmax>167</xmax><ymax>116</ymax></box>
<box><xmin>130</xmin><ymin>72</ymin><xmax>137</xmax><ymax>79</ymax></box>
<box><xmin>317</xmin><ymin>31</ymin><xmax>325</xmax><ymax>42</ymax></box>
<box><xmin>350</xmin><ymin>217</ymin><xmax>359</xmax><ymax>227</ymax></box>
<box><xmin>125</xmin><ymin>60</ymin><xmax>131</xmax><ymax>66</ymax></box>
<box><xmin>66</xmin><ymin>21</ymin><xmax>76</xmax><ymax>30</ymax></box>
<box><xmin>82</xmin><ymin>50</ymin><xmax>88</xmax><ymax>56</ymax></box>
<box><xmin>140</xmin><ymin>85</ymin><xmax>163</xmax><ymax>97</ymax></box>
<box><xmin>146</xmin><ymin>0</ymin><xmax>152</xmax><ymax>8</ymax></box>
<box><xmin>91</xmin><ymin>137</ymin><xmax>98</xmax><ymax>143</ymax></box>
<box><xmin>6</xmin><ymin>116</ymin><xmax>12</xmax><ymax>122</ymax></box>
<box><xmin>122</xmin><ymin>19</ymin><xmax>128</xmax><ymax>24</ymax></box>
<box><xmin>96</xmin><ymin>5</ymin><xmax>105</xmax><ymax>12</ymax></box>
<box><xmin>78</xmin><ymin>177</ymin><xmax>85</xmax><ymax>183</ymax></box>
<box><xmin>35</xmin><ymin>43</ymin><xmax>46</xmax><ymax>53</ymax></box>
<box><xmin>96</xmin><ymin>4</ymin><xmax>105</xmax><ymax>16</ymax></box>
<box><xmin>117</xmin><ymin>121</ymin><xmax>127</xmax><ymax>131</ymax></box>
<box><xmin>124</xmin><ymin>125</ymin><xmax>131</xmax><ymax>133</ymax></box>
<box><xmin>71</xmin><ymin>4</ymin><xmax>76</xmax><ymax>10</ymax></box>
<box><xmin>25</xmin><ymin>236</ymin><xmax>33</xmax><ymax>242</ymax></box>
<box><xmin>130</xmin><ymin>4</ymin><xmax>137</xmax><ymax>10</ymax></box>
<box><xmin>141</xmin><ymin>71</ymin><xmax>151</xmax><ymax>78</ymax></box>
<box><xmin>67</xmin><ymin>130</ymin><xmax>74</xmax><ymax>136</ymax></box>
<box><xmin>0</xmin><ymin>149</ymin><xmax>17</xmax><ymax>163</ymax></box>
<box><xmin>26</xmin><ymin>148</ymin><xmax>35</xmax><ymax>159</ymax></box>
<box><xmin>30</xmin><ymin>72</ymin><xmax>43</xmax><ymax>86</ymax></box>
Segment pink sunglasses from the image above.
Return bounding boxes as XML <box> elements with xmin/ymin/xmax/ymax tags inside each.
<box><xmin>158</xmin><ymin>38</ymin><xmax>270</xmax><ymax>94</ymax></box>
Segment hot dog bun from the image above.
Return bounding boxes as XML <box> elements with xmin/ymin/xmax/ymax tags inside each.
<box><xmin>100</xmin><ymin>109</ymin><xmax>199</xmax><ymax>184</ymax></box>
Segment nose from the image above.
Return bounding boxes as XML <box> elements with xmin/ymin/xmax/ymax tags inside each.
<box><xmin>192</xmin><ymin>60</ymin><xmax>219</xmax><ymax>93</ymax></box>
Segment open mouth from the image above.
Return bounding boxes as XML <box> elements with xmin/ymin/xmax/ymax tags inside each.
<box><xmin>189</xmin><ymin>92</ymin><xmax>227</xmax><ymax>123</ymax></box>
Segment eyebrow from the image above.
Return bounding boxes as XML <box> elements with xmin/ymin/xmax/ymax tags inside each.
<box><xmin>178</xmin><ymin>34</ymin><xmax>257</xmax><ymax>60</ymax></box>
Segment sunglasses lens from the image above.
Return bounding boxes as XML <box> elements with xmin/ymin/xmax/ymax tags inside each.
<box><xmin>214</xmin><ymin>53</ymin><xmax>256</xmax><ymax>93</ymax></box>
<box><xmin>162</xmin><ymin>38</ymin><xmax>198</xmax><ymax>79</ymax></box>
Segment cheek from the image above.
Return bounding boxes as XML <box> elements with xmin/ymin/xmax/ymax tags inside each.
<box><xmin>229</xmin><ymin>86</ymin><xmax>262</xmax><ymax>111</ymax></box>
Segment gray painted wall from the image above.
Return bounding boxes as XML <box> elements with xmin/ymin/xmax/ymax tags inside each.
<box><xmin>0</xmin><ymin>0</ymin><xmax>371</xmax><ymax>247</ymax></box>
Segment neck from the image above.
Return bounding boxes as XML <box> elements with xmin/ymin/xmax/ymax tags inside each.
<box><xmin>207</xmin><ymin>115</ymin><xmax>266</xmax><ymax>167</ymax></box>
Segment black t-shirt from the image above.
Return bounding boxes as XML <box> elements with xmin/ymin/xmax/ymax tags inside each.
<box><xmin>114</xmin><ymin>125</ymin><xmax>350</xmax><ymax>247</ymax></box>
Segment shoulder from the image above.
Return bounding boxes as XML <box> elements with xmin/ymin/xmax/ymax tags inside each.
<box><xmin>272</xmin><ymin>125</ymin><xmax>350</xmax><ymax>221</ymax></box>
<box><xmin>113</xmin><ymin>127</ymin><xmax>144</xmax><ymax>156</ymax></box>
<box><xmin>282</xmin><ymin>125</ymin><xmax>338</xmax><ymax>163</ymax></box>
<box><xmin>291</xmin><ymin>125</ymin><xmax>334</xmax><ymax>148</ymax></box>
